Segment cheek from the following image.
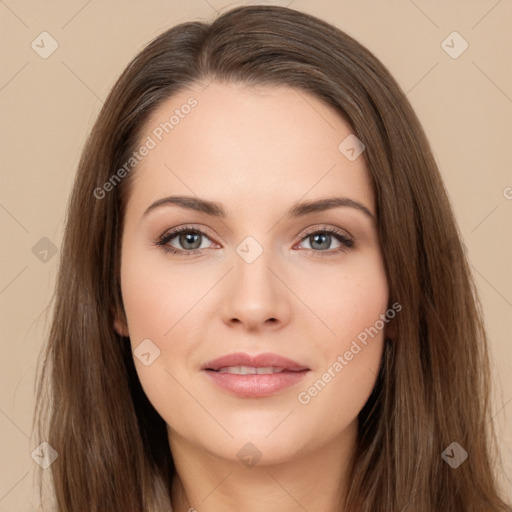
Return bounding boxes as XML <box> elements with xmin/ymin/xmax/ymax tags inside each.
<box><xmin>296</xmin><ymin>250</ymin><xmax>389</xmax><ymax>346</ymax></box>
<box><xmin>292</xmin><ymin>252</ymin><xmax>389</xmax><ymax>423</ymax></box>
<box><xmin>120</xmin><ymin>256</ymin><xmax>200</xmax><ymax>392</ymax></box>
<box><xmin>120</xmin><ymin>247</ymin><xmax>210</xmax><ymax>342</ymax></box>
<box><xmin>296</xmin><ymin>338</ymin><xmax>384</xmax><ymax>445</ymax></box>
<box><xmin>119</xmin><ymin>251</ymin><xmax>209</xmax><ymax>427</ymax></box>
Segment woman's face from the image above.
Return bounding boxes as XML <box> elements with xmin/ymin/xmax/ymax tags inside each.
<box><xmin>116</xmin><ymin>81</ymin><xmax>389</xmax><ymax>465</ymax></box>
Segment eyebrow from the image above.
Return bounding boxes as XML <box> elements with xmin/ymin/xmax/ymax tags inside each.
<box><xmin>142</xmin><ymin>195</ymin><xmax>375</xmax><ymax>222</ymax></box>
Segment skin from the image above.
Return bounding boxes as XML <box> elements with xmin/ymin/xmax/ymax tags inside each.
<box><xmin>114</xmin><ymin>81</ymin><xmax>390</xmax><ymax>512</ymax></box>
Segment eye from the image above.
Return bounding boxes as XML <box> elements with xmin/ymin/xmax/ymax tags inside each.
<box><xmin>155</xmin><ymin>225</ymin><xmax>217</xmax><ymax>255</ymax></box>
<box><xmin>296</xmin><ymin>227</ymin><xmax>354</xmax><ymax>255</ymax></box>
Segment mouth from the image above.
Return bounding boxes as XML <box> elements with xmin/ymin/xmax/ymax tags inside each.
<box><xmin>202</xmin><ymin>352</ymin><xmax>310</xmax><ymax>397</ymax></box>
<box><xmin>210</xmin><ymin>366</ymin><xmax>299</xmax><ymax>375</ymax></box>
<box><xmin>202</xmin><ymin>352</ymin><xmax>309</xmax><ymax>372</ymax></box>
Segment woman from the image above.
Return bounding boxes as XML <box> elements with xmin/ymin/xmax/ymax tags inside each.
<box><xmin>35</xmin><ymin>5</ymin><xmax>510</xmax><ymax>511</ymax></box>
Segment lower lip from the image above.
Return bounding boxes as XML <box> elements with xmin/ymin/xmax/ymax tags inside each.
<box><xmin>203</xmin><ymin>369</ymin><xmax>309</xmax><ymax>398</ymax></box>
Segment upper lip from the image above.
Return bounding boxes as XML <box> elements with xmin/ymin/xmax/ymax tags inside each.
<box><xmin>202</xmin><ymin>352</ymin><xmax>309</xmax><ymax>372</ymax></box>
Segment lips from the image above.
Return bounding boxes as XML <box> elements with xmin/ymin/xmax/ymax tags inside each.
<box><xmin>202</xmin><ymin>352</ymin><xmax>309</xmax><ymax>372</ymax></box>
<box><xmin>202</xmin><ymin>352</ymin><xmax>310</xmax><ymax>398</ymax></box>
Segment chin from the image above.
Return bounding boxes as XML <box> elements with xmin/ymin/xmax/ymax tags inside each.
<box><xmin>196</xmin><ymin>421</ymin><xmax>313</xmax><ymax>466</ymax></box>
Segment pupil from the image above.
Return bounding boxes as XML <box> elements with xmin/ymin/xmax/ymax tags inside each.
<box><xmin>180</xmin><ymin>232</ymin><xmax>201</xmax><ymax>250</ymax></box>
<box><xmin>311</xmin><ymin>233</ymin><xmax>330</xmax><ymax>250</ymax></box>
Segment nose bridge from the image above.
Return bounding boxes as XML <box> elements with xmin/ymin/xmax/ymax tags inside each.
<box><xmin>221</xmin><ymin>236</ymin><xmax>290</xmax><ymax>329</ymax></box>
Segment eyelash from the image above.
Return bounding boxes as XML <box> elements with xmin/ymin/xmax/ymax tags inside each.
<box><xmin>155</xmin><ymin>224</ymin><xmax>354</xmax><ymax>257</ymax></box>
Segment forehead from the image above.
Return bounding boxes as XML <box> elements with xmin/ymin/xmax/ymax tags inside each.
<box><xmin>128</xmin><ymin>81</ymin><xmax>374</xmax><ymax>217</ymax></box>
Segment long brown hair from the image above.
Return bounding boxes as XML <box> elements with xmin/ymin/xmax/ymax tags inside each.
<box><xmin>35</xmin><ymin>5</ymin><xmax>510</xmax><ymax>511</ymax></box>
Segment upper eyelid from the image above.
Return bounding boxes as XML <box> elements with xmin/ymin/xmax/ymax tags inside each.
<box><xmin>300</xmin><ymin>224</ymin><xmax>352</xmax><ymax>239</ymax></box>
<box><xmin>160</xmin><ymin>224</ymin><xmax>218</xmax><ymax>243</ymax></box>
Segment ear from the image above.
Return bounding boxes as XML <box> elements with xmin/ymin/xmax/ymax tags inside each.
<box><xmin>384</xmin><ymin>304</ymin><xmax>398</xmax><ymax>341</ymax></box>
<box><xmin>112</xmin><ymin>305</ymin><xmax>129</xmax><ymax>337</ymax></box>
<box><xmin>385</xmin><ymin>319</ymin><xmax>397</xmax><ymax>341</ymax></box>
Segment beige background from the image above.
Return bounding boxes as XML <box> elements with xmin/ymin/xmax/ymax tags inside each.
<box><xmin>1</xmin><ymin>0</ymin><xmax>511</xmax><ymax>509</ymax></box>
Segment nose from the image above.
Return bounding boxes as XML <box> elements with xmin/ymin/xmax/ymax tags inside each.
<box><xmin>220</xmin><ymin>250</ymin><xmax>292</xmax><ymax>332</ymax></box>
